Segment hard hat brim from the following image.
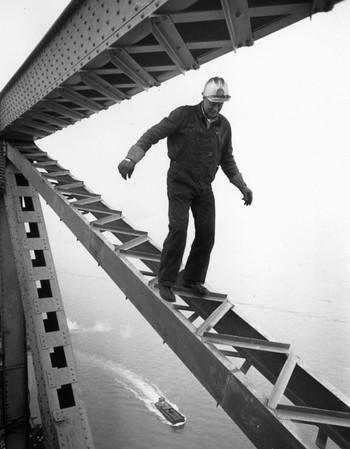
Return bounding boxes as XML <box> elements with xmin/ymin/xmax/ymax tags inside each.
<box><xmin>206</xmin><ymin>95</ymin><xmax>230</xmax><ymax>103</ymax></box>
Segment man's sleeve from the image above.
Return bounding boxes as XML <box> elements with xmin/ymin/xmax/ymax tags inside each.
<box><xmin>220</xmin><ymin>120</ymin><xmax>241</xmax><ymax>180</ymax></box>
<box><xmin>135</xmin><ymin>106</ymin><xmax>185</xmax><ymax>153</ymax></box>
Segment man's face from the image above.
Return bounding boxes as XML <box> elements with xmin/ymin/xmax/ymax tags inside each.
<box><xmin>203</xmin><ymin>98</ymin><xmax>224</xmax><ymax>120</ymax></box>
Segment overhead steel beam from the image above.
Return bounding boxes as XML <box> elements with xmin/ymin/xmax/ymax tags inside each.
<box><xmin>0</xmin><ymin>0</ymin><xmax>341</xmax><ymax>140</ymax></box>
<box><xmin>220</xmin><ymin>0</ymin><xmax>253</xmax><ymax>49</ymax></box>
<box><xmin>150</xmin><ymin>15</ymin><xmax>199</xmax><ymax>73</ymax></box>
<box><xmin>57</xmin><ymin>87</ymin><xmax>105</xmax><ymax>112</ymax></box>
<box><xmin>109</xmin><ymin>48</ymin><xmax>160</xmax><ymax>90</ymax></box>
<box><xmin>41</xmin><ymin>100</ymin><xmax>86</xmax><ymax>120</ymax></box>
<box><xmin>80</xmin><ymin>71</ymin><xmax>130</xmax><ymax>103</ymax></box>
<box><xmin>0</xmin><ymin>0</ymin><xmax>170</xmax><ymax>132</ymax></box>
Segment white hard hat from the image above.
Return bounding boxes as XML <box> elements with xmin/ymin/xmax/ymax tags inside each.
<box><xmin>202</xmin><ymin>77</ymin><xmax>230</xmax><ymax>102</ymax></box>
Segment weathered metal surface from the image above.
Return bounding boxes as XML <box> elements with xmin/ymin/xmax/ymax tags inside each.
<box><xmin>6</xmin><ymin>141</ymin><xmax>350</xmax><ymax>449</ymax></box>
<box><xmin>0</xmin><ymin>196</ymin><xmax>29</xmax><ymax>449</ymax></box>
<box><xmin>0</xmin><ymin>0</ymin><xmax>341</xmax><ymax>140</ymax></box>
<box><xmin>3</xmin><ymin>162</ymin><xmax>94</xmax><ymax>449</ymax></box>
<box><xmin>0</xmin><ymin>141</ymin><xmax>5</xmax><ymax>193</ymax></box>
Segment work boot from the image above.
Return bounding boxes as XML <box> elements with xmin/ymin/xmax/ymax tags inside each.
<box><xmin>159</xmin><ymin>284</ymin><xmax>176</xmax><ymax>302</ymax></box>
<box><xmin>183</xmin><ymin>281</ymin><xmax>209</xmax><ymax>297</ymax></box>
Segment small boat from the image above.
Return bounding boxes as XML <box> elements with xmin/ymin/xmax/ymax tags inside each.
<box><xmin>155</xmin><ymin>397</ymin><xmax>186</xmax><ymax>425</ymax></box>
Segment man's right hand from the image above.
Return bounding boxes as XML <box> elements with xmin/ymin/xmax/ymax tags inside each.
<box><xmin>118</xmin><ymin>158</ymin><xmax>136</xmax><ymax>180</ymax></box>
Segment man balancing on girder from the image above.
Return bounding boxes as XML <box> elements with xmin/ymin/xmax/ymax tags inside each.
<box><xmin>118</xmin><ymin>77</ymin><xmax>253</xmax><ymax>303</ymax></box>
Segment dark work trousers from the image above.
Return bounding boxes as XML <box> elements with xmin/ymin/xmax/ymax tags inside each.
<box><xmin>158</xmin><ymin>126</ymin><xmax>220</xmax><ymax>287</ymax></box>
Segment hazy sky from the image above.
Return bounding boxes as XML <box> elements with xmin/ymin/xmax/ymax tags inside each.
<box><xmin>1</xmin><ymin>2</ymin><xmax>349</xmax><ymax>355</ymax></box>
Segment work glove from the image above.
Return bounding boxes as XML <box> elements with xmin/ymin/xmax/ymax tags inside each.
<box><xmin>118</xmin><ymin>158</ymin><xmax>136</xmax><ymax>180</ymax></box>
<box><xmin>231</xmin><ymin>173</ymin><xmax>253</xmax><ymax>206</ymax></box>
<box><xmin>240</xmin><ymin>186</ymin><xmax>253</xmax><ymax>206</ymax></box>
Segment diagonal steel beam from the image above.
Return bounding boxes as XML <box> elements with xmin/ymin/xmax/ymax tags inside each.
<box><xmin>109</xmin><ymin>48</ymin><xmax>160</xmax><ymax>90</ymax></box>
<box><xmin>220</xmin><ymin>0</ymin><xmax>253</xmax><ymax>49</ymax></box>
<box><xmin>58</xmin><ymin>87</ymin><xmax>104</xmax><ymax>112</ymax></box>
<box><xmin>6</xmin><ymin>140</ymin><xmax>350</xmax><ymax>449</ymax></box>
<box><xmin>150</xmin><ymin>15</ymin><xmax>199</xmax><ymax>73</ymax></box>
<box><xmin>80</xmin><ymin>71</ymin><xmax>130</xmax><ymax>102</ymax></box>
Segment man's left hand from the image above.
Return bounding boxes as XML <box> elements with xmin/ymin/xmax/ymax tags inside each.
<box><xmin>241</xmin><ymin>187</ymin><xmax>253</xmax><ymax>206</ymax></box>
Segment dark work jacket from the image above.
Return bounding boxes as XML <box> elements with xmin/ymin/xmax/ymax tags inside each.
<box><xmin>135</xmin><ymin>102</ymin><xmax>240</xmax><ymax>183</ymax></box>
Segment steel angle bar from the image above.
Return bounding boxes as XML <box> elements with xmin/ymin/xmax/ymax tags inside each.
<box><xmin>220</xmin><ymin>0</ymin><xmax>253</xmax><ymax>49</ymax></box>
<box><xmin>268</xmin><ymin>353</ymin><xmax>298</xmax><ymax>409</ymax></box>
<box><xmin>73</xmin><ymin>203</ymin><xmax>121</xmax><ymax>214</ymax></box>
<box><xmin>92</xmin><ymin>224</ymin><xmax>145</xmax><ymax>236</ymax></box>
<box><xmin>8</xmin><ymin>124</ymin><xmax>49</xmax><ymax>139</ymax></box>
<box><xmin>24</xmin><ymin>151</ymin><xmax>48</xmax><ymax>159</ymax></box>
<box><xmin>42</xmin><ymin>170</ymin><xmax>70</xmax><ymax>178</ymax></box>
<box><xmin>115</xmin><ymin>234</ymin><xmax>150</xmax><ymax>251</ymax></box>
<box><xmin>250</xmin><ymin>4</ymin><xmax>310</xmax><ymax>17</ymax></box>
<box><xmin>42</xmin><ymin>100</ymin><xmax>86</xmax><ymax>120</ymax></box>
<box><xmin>109</xmin><ymin>49</ymin><xmax>159</xmax><ymax>90</ymax></box>
<box><xmin>253</xmin><ymin>12</ymin><xmax>308</xmax><ymax>42</ymax></box>
<box><xmin>56</xmin><ymin>181</ymin><xmax>85</xmax><ymax>190</ymax></box>
<box><xmin>150</xmin><ymin>15</ymin><xmax>199</xmax><ymax>73</ymax></box>
<box><xmin>196</xmin><ymin>300</ymin><xmax>234</xmax><ymax>336</ymax></box>
<box><xmin>58</xmin><ymin>87</ymin><xmax>104</xmax><ymax>112</ymax></box>
<box><xmin>276</xmin><ymin>404</ymin><xmax>350</xmax><ymax>428</ymax></box>
<box><xmin>72</xmin><ymin>195</ymin><xmax>102</xmax><ymax>206</ymax></box>
<box><xmin>17</xmin><ymin>118</ymin><xmax>58</xmax><ymax>134</ymax></box>
<box><xmin>29</xmin><ymin>110</ymin><xmax>71</xmax><ymax>128</ymax></box>
<box><xmin>316</xmin><ymin>430</ymin><xmax>328</xmax><ymax>449</ymax></box>
<box><xmin>119</xmin><ymin>248</ymin><xmax>161</xmax><ymax>262</ymax></box>
<box><xmin>170</xmin><ymin>10</ymin><xmax>224</xmax><ymax>23</ymax></box>
<box><xmin>80</xmin><ymin>71</ymin><xmax>129</xmax><ymax>103</ymax></box>
<box><xmin>203</xmin><ymin>332</ymin><xmax>291</xmax><ymax>354</ymax></box>
<box><xmin>221</xmin><ymin>349</ymin><xmax>245</xmax><ymax>359</ymax></box>
<box><xmin>34</xmin><ymin>159</ymin><xmax>58</xmax><ymax>168</ymax></box>
<box><xmin>90</xmin><ymin>214</ymin><xmax>123</xmax><ymax>226</ymax></box>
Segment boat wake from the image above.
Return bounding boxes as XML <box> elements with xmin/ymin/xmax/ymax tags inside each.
<box><xmin>67</xmin><ymin>318</ymin><xmax>111</xmax><ymax>333</ymax></box>
<box><xmin>75</xmin><ymin>351</ymin><xmax>183</xmax><ymax>426</ymax></box>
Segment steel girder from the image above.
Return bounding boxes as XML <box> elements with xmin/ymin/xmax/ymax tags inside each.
<box><xmin>5</xmin><ymin>140</ymin><xmax>350</xmax><ymax>449</ymax></box>
<box><xmin>2</xmin><ymin>161</ymin><xmax>94</xmax><ymax>449</ymax></box>
<box><xmin>0</xmin><ymin>0</ymin><xmax>341</xmax><ymax>140</ymax></box>
<box><xmin>0</xmin><ymin>196</ymin><xmax>29</xmax><ymax>449</ymax></box>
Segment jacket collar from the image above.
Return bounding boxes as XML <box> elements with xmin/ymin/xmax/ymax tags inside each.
<box><xmin>197</xmin><ymin>101</ymin><xmax>222</xmax><ymax>126</ymax></box>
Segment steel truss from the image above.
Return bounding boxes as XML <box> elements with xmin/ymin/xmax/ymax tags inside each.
<box><xmin>2</xmin><ymin>140</ymin><xmax>349</xmax><ymax>449</ymax></box>
<box><xmin>1</xmin><ymin>157</ymin><xmax>94</xmax><ymax>449</ymax></box>
<box><xmin>0</xmin><ymin>0</ymin><xmax>342</xmax><ymax>141</ymax></box>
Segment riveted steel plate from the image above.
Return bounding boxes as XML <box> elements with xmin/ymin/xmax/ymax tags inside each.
<box><xmin>0</xmin><ymin>0</ymin><xmax>170</xmax><ymax>132</ymax></box>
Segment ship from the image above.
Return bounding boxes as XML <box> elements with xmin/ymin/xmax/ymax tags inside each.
<box><xmin>155</xmin><ymin>397</ymin><xmax>186</xmax><ymax>426</ymax></box>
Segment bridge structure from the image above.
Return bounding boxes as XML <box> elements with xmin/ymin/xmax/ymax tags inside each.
<box><xmin>0</xmin><ymin>1</ymin><xmax>349</xmax><ymax>449</ymax></box>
